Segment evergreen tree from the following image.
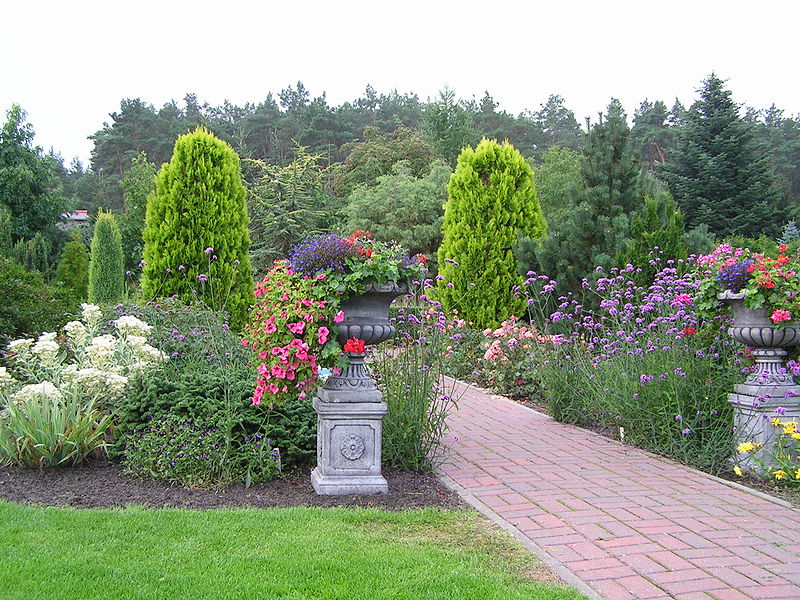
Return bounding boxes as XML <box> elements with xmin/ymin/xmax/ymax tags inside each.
<box><xmin>141</xmin><ymin>127</ymin><xmax>253</xmax><ymax>329</ymax></box>
<box><xmin>437</xmin><ymin>139</ymin><xmax>546</xmax><ymax>328</ymax></box>
<box><xmin>534</xmin><ymin>100</ymin><xmax>643</xmax><ymax>292</ymax></box>
<box><xmin>55</xmin><ymin>228</ymin><xmax>90</xmax><ymax>301</ymax></box>
<box><xmin>88</xmin><ymin>211</ymin><xmax>125</xmax><ymax>304</ymax></box>
<box><xmin>660</xmin><ymin>74</ymin><xmax>779</xmax><ymax>237</ymax></box>
<box><xmin>10</xmin><ymin>232</ymin><xmax>51</xmax><ymax>275</ymax></box>
<box><xmin>119</xmin><ymin>152</ymin><xmax>157</xmax><ymax>269</ymax></box>
<box><xmin>422</xmin><ymin>87</ymin><xmax>479</xmax><ymax>165</ymax></box>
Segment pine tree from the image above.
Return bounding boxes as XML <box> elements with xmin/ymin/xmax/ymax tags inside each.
<box><xmin>55</xmin><ymin>228</ymin><xmax>90</xmax><ymax>301</ymax></box>
<box><xmin>141</xmin><ymin>127</ymin><xmax>253</xmax><ymax>329</ymax></box>
<box><xmin>660</xmin><ymin>74</ymin><xmax>779</xmax><ymax>237</ymax></box>
<box><xmin>88</xmin><ymin>211</ymin><xmax>125</xmax><ymax>304</ymax></box>
<box><xmin>437</xmin><ymin>139</ymin><xmax>546</xmax><ymax>328</ymax></box>
<box><xmin>535</xmin><ymin>100</ymin><xmax>643</xmax><ymax>292</ymax></box>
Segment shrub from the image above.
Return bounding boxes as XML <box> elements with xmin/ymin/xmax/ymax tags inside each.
<box><xmin>0</xmin><ymin>256</ymin><xmax>73</xmax><ymax>344</ymax></box>
<box><xmin>141</xmin><ymin>127</ymin><xmax>253</xmax><ymax>330</ymax></box>
<box><xmin>437</xmin><ymin>139</ymin><xmax>546</xmax><ymax>329</ymax></box>
<box><xmin>55</xmin><ymin>228</ymin><xmax>90</xmax><ymax>302</ymax></box>
<box><xmin>88</xmin><ymin>211</ymin><xmax>125</xmax><ymax>304</ymax></box>
<box><xmin>122</xmin><ymin>413</ymin><xmax>280</xmax><ymax>488</ymax></box>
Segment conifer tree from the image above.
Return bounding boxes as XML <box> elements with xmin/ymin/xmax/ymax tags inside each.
<box><xmin>141</xmin><ymin>127</ymin><xmax>253</xmax><ymax>329</ymax></box>
<box><xmin>437</xmin><ymin>139</ymin><xmax>546</xmax><ymax>328</ymax></box>
<box><xmin>55</xmin><ymin>228</ymin><xmax>90</xmax><ymax>301</ymax></box>
<box><xmin>88</xmin><ymin>211</ymin><xmax>125</xmax><ymax>304</ymax></box>
<box><xmin>660</xmin><ymin>74</ymin><xmax>779</xmax><ymax>237</ymax></box>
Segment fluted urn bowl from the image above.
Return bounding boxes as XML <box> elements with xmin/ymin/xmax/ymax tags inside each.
<box><xmin>720</xmin><ymin>291</ymin><xmax>800</xmax><ymax>348</ymax></box>
<box><xmin>335</xmin><ymin>282</ymin><xmax>408</xmax><ymax>346</ymax></box>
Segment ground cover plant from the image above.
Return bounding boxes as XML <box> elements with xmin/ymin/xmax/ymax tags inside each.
<box><xmin>0</xmin><ymin>502</ymin><xmax>585</xmax><ymax>600</ymax></box>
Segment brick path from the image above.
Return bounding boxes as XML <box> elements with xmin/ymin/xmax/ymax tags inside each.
<box><xmin>437</xmin><ymin>381</ymin><xmax>800</xmax><ymax>600</ymax></box>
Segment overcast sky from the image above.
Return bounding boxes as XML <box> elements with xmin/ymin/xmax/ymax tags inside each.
<box><xmin>3</xmin><ymin>0</ymin><xmax>798</xmax><ymax>166</ymax></box>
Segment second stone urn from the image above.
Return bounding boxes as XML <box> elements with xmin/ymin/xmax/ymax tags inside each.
<box><xmin>720</xmin><ymin>291</ymin><xmax>800</xmax><ymax>470</ymax></box>
<box><xmin>311</xmin><ymin>282</ymin><xmax>407</xmax><ymax>495</ymax></box>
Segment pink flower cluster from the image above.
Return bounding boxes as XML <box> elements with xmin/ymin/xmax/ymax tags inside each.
<box><xmin>771</xmin><ymin>309</ymin><xmax>792</xmax><ymax>323</ymax></box>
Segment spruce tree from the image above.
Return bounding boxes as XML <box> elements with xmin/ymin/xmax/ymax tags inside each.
<box><xmin>141</xmin><ymin>127</ymin><xmax>253</xmax><ymax>329</ymax></box>
<box><xmin>437</xmin><ymin>139</ymin><xmax>546</xmax><ymax>328</ymax></box>
<box><xmin>535</xmin><ymin>100</ymin><xmax>643</xmax><ymax>293</ymax></box>
<box><xmin>88</xmin><ymin>211</ymin><xmax>125</xmax><ymax>304</ymax></box>
<box><xmin>660</xmin><ymin>74</ymin><xmax>779</xmax><ymax>237</ymax></box>
<box><xmin>55</xmin><ymin>228</ymin><xmax>90</xmax><ymax>301</ymax></box>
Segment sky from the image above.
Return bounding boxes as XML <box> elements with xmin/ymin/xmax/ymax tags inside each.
<box><xmin>3</xmin><ymin>0</ymin><xmax>799</xmax><ymax>166</ymax></box>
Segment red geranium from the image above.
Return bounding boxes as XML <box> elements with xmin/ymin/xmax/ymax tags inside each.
<box><xmin>343</xmin><ymin>338</ymin><xmax>366</xmax><ymax>353</ymax></box>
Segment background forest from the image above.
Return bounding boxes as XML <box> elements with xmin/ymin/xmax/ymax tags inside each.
<box><xmin>2</xmin><ymin>75</ymin><xmax>799</xmax><ymax>340</ymax></box>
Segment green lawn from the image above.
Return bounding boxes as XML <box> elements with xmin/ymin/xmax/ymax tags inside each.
<box><xmin>0</xmin><ymin>502</ymin><xmax>585</xmax><ymax>600</ymax></box>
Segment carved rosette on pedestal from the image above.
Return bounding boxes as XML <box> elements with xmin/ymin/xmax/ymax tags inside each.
<box><xmin>311</xmin><ymin>282</ymin><xmax>407</xmax><ymax>496</ymax></box>
<box><xmin>720</xmin><ymin>291</ymin><xmax>800</xmax><ymax>470</ymax></box>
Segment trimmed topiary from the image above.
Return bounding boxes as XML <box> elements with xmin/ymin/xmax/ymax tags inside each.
<box><xmin>437</xmin><ymin>139</ymin><xmax>546</xmax><ymax>329</ymax></box>
<box><xmin>87</xmin><ymin>211</ymin><xmax>125</xmax><ymax>304</ymax></box>
<box><xmin>140</xmin><ymin>127</ymin><xmax>253</xmax><ymax>330</ymax></box>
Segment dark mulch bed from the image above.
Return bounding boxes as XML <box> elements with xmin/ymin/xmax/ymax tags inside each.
<box><xmin>0</xmin><ymin>461</ymin><xmax>464</xmax><ymax>511</ymax></box>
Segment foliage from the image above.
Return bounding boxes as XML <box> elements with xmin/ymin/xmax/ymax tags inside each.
<box><xmin>122</xmin><ymin>413</ymin><xmax>280</xmax><ymax>487</ymax></box>
<box><xmin>344</xmin><ymin>161</ymin><xmax>451</xmax><ymax>259</ymax></box>
<box><xmin>0</xmin><ymin>504</ymin><xmax>585</xmax><ymax>600</ymax></box>
<box><xmin>54</xmin><ymin>228</ymin><xmax>90</xmax><ymax>302</ymax></box>
<box><xmin>735</xmin><ymin>405</ymin><xmax>800</xmax><ymax>489</ymax></box>
<box><xmin>242</xmin><ymin>260</ymin><xmax>342</xmax><ymax>407</ymax></box>
<box><xmin>531</xmin><ymin>146</ymin><xmax>583</xmax><ymax>229</ymax></box>
<box><xmin>372</xmin><ymin>284</ymin><xmax>460</xmax><ymax>472</ymax></box>
<box><xmin>0</xmin><ymin>104</ymin><xmax>65</xmax><ymax>242</ymax></box>
<box><xmin>629</xmin><ymin>99</ymin><xmax>676</xmax><ymax>171</ymax></box>
<box><xmin>529</xmin><ymin>94</ymin><xmax>583</xmax><ymax>153</ymax></box>
<box><xmin>243</xmin><ymin>147</ymin><xmax>338</xmax><ymax>274</ymax></box>
<box><xmin>0</xmin><ymin>390</ymin><xmax>111</xmax><ymax>468</ymax></box>
<box><xmin>9</xmin><ymin>231</ymin><xmax>51</xmax><ymax>274</ymax></box>
<box><xmin>87</xmin><ymin>211</ymin><xmax>125</xmax><ymax>304</ymax></box>
<box><xmin>617</xmin><ymin>189</ymin><xmax>687</xmax><ymax>286</ymax></box>
<box><xmin>438</xmin><ymin>139</ymin><xmax>546</xmax><ymax>329</ymax></box>
<box><xmin>421</xmin><ymin>87</ymin><xmax>480</xmax><ymax>165</ymax></box>
<box><xmin>660</xmin><ymin>74</ymin><xmax>779</xmax><ymax>238</ymax></box>
<box><xmin>534</xmin><ymin>100</ymin><xmax>643</xmax><ymax>294</ymax></box>
<box><xmin>0</xmin><ymin>256</ymin><xmax>73</xmax><ymax>344</ymax></box>
<box><xmin>525</xmin><ymin>260</ymin><xmax>742</xmax><ymax>473</ymax></box>
<box><xmin>694</xmin><ymin>243</ymin><xmax>800</xmax><ymax>324</ymax></box>
<box><xmin>118</xmin><ymin>152</ymin><xmax>156</xmax><ymax>270</ymax></box>
<box><xmin>334</xmin><ymin>126</ymin><xmax>441</xmax><ymax>197</ymax></box>
<box><xmin>141</xmin><ymin>127</ymin><xmax>253</xmax><ymax>329</ymax></box>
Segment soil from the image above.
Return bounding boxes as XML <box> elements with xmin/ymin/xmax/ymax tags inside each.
<box><xmin>0</xmin><ymin>460</ymin><xmax>465</xmax><ymax>511</ymax></box>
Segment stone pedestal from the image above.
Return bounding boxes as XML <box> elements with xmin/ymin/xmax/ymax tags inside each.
<box><xmin>729</xmin><ymin>384</ymin><xmax>800</xmax><ymax>471</ymax></box>
<box><xmin>311</xmin><ymin>393</ymin><xmax>388</xmax><ymax>495</ymax></box>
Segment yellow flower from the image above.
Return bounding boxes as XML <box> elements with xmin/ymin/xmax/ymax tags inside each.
<box><xmin>795</xmin><ymin>469</ymin><xmax>800</xmax><ymax>480</ymax></box>
<box><xmin>737</xmin><ymin>442</ymin><xmax>756</xmax><ymax>453</ymax></box>
<box><xmin>792</xmin><ymin>433</ymin><xmax>800</xmax><ymax>440</ymax></box>
<box><xmin>774</xmin><ymin>470</ymin><xmax>787</xmax><ymax>480</ymax></box>
<box><xmin>771</xmin><ymin>418</ymin><xmax>783</xmax><ymax>427</ymax></box>
<box><xmin>734</xmin><ymin>465</ymin><xmax>744</xmax><ymax>477</ymax></box>
<box><xmin>783</xmin><ymin>421</ymin><xmax>798</xmax><ymax>435</ymax></box>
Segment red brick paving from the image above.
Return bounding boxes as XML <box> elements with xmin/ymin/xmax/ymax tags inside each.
<box><xmin>438</xmin><ymin>381</ymin><xmax>800</xmax><ymax>600</ymax></box>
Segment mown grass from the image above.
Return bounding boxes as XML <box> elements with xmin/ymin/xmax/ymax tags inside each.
<box><xmin>0</xmin><ymin>502</ymin><xmax>585</xmax><ymax>599</ymax></box>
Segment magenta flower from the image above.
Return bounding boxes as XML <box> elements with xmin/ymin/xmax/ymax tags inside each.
<box><xmin>771</xmin><ymin>309</ymin><xmax>792</xmax><ymax>323</ymax></box>
<box><xmin>197</xmin><ymin>274</ymin><xmax>208</xmax><ymax>283</ymax></box>
<box><xmin>204</xmin><ymin>247</ymin><xmax>214</xmax><ymax>254</ymax></box>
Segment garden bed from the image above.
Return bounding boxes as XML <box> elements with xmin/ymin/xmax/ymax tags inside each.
<box><xmin>0</xmin><ymin>461</ymin><xmax>464</xmax><ymax>511</ymax></box>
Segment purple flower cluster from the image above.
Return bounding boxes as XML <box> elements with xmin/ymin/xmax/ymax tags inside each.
<box><xmin>289</xmin><ymin>234</ymin><xmax>357</xmax><ymax>274</ymax></box>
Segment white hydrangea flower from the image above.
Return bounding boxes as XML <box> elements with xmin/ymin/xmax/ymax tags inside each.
<box><xmin>13</xmin><ymin>381</ymin><xmax>64</xmax><ymax>403</ymax></box>
<box><xmin>80</xmin><ymin>303</ymin><xmax>103</xmax><ymax>325</ymax></box>
<box><xmin>7</xmin><ymin>338</ymin><xmax>34</xmax><ymax>354</ymax></box>
<box><xmin>114</xmin><ymin>315</ymin><xmax>153</xmax><ymax>338</ymax></box>
<box><xmin>0</xmin><ymin>366</ymin><xmax>15</xmax><ymax>391</ymax></box>
<box><xmin>32</xmin><ymin>339</ymin><xmax>61</xmax><ymax>362</ymax></box>
<box><xmin>64</xmin><ymin>320</ymin><xmax>89</xmax><ymax>348</ymax></box>
<box><xmin>84</xmin><ymin>334</ymin><xmax>118</xmax><ymax>367</ymax></box>
<box><xmin>66</xmin><ymin>368</ymin><xmax>129</xmax><ymax>400</ymax></box>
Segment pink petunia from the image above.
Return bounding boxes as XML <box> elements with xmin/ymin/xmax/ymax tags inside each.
<box><xmin>771</xmin><ymin>309</ymin><xmax>792</xmax><ymax>323</ymax></box>
<box><xmin>334</xmin><ymin>311</ymin><xmax>345</xmax><ymax>323</ymax></box>
<box><xmin>318</xmin><ymin>326</ymin><xmax>329</xmax><ymax>345</ymax></box>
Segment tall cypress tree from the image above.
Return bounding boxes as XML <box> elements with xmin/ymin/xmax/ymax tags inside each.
<box><xmin>88</xmin><ymin>211</ymin><xmax>125</xmax><ymax>304</ymax></box>
<box><xmin>141</xmin><ymin>127</ymin><xmax>253</xmax><ymax>329</ymax></box>
<box><xmin>437</xmin><ymin>139</ymin><xmax>546</xmax><ymax>328</ymax></box>
<box><xmin>660</xmin><ymin>74</ymin><xmax>779</xmax><ymax>237</ymax></box>
<box><xmin>56</xmin><ymin>228</ymin><xmax>90</xmax><ymax>301</ymax></box>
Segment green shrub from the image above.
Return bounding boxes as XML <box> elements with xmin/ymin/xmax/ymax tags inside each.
<box><xmin>141</xmin><ymin>127</ymin><xmax>253</xmax><ymax>330</ymax></box>
<box><xmin>55</xmin><ymin>228</ymin><xmax>90</xmax><ymax>302</ymax></box>
<box><xmin>122</xmin><ymin>413</ymin><xmax>279</xmax><ymax>487</ymax></box>
<box><xmin>88</xmin><ymin>211</ymin><xmax>125</xmax><ymax>304</ymax></box>
<box><xmin>0</xmin><ymin>391</ymin><xmax>111</xmax><ymax>468</ymax></box>
<box><xmin>0</xmin><ymin>256</ymin><xmax>73</xmax><ymax>344</ymax></box>
<box><xmin>437</xmin><ymin>139</ymin><xmax>546</xmax><ymax>329</ymax></box>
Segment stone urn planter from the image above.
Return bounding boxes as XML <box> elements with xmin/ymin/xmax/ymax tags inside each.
<box><xmin>719</xmin><ymin>291</ymin><xmax>800</xmax><ymax>469</ymax></box>
<box><xmin>311</xmin><ymin>282</ymin><xmax>407</xmax><ymax>495</ymax></box>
